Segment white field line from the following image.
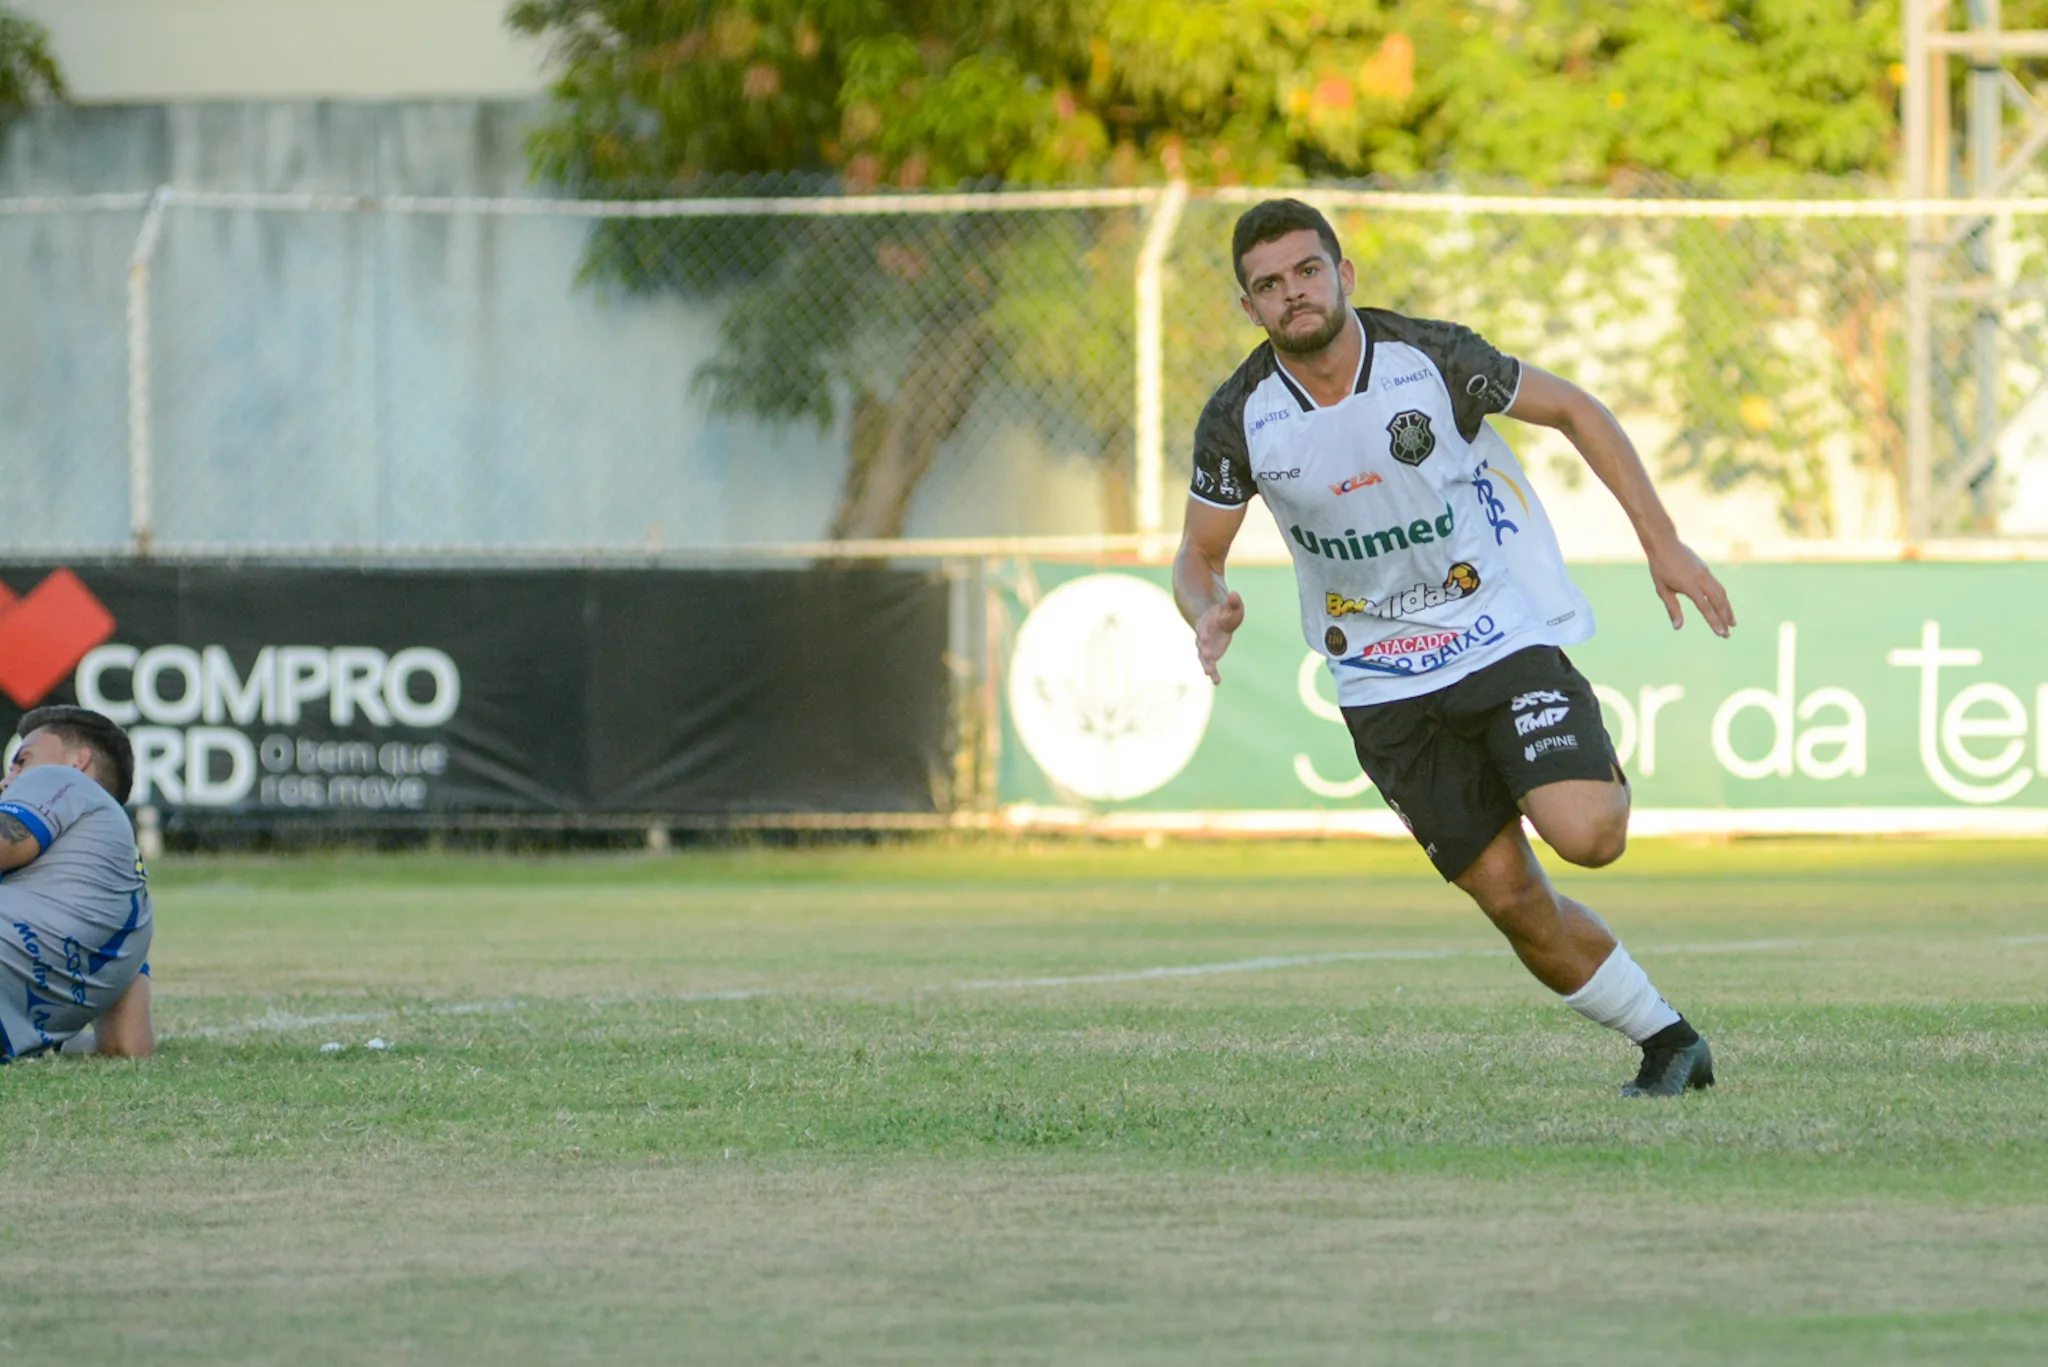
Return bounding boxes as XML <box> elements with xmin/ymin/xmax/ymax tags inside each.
<box><xmin>962</xmin><ymin>946</ymin><xmax>1503</xmax><ymax>990</ymax></box>
<box><xmin>962</xmin><ymin>937</ymin><xmax>1815</xmax><ymax>990</ymax></box>
<box><xmin>174</xmin><ymin>989</ymin><xmax>764</xmax><ymax>1040</ymax></box>
<box><xmin>2000</xmin><ymin>934</ymin><xmax>2048</xmax><ymax>944</ymax></box>
<box><xmin>165</xmin><ymin>937</ymin><xmax>1818</xmax><ymax>1042</ymax></box>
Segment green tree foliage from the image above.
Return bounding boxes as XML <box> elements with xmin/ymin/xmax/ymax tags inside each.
<box><xmin>511</xmin><ymin>2</ymin><xmax>1921</xmax><ymax>536</ymax></box>
<box><xmin>0</xmin><ymin>4</ymin><xmax>66</xmax><ymax>118</ymax></box>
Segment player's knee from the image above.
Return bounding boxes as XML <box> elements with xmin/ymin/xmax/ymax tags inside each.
<box><xmin>1548</xmin><ymin>817</ymin><xmax>1627</xmax><ymax>869</ymax></box>
<box><xmin>1468</xmin><ymin>869</ymin><xmax>1553</xmax><ymax>927</ymax></box>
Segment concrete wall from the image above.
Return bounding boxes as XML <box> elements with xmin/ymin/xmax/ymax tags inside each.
<box><xmin>0</xmin><ymin>102</ymin><xmax>1119</xmax><ymax>552</ymax></box>
<box><xmin>11</xmin><ymin>1</ymin><xmax>549</xmax><ymax>100</ymax></box>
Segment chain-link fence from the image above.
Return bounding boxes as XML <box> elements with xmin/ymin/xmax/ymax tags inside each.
<box><xmin>5</xmin><ymin>185</ymin><xmax>2047</xmax><ymax>556</ymax></box>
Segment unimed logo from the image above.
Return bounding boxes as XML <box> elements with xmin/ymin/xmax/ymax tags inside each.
<box><xmin>0</xmin><ymin>570</ymin><xmax>118</xmax><ymax>708</ymax></box>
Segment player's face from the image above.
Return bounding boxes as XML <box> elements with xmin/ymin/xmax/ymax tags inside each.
<box><xmin>3</xmin><ymin>727</ymin><xmax>82</xmax><ymax>791</ymax></box>
<box><xmin>1238</xmin><ymin>230</ymin><xmax>1355</xmax><ymax>356</ymax></box>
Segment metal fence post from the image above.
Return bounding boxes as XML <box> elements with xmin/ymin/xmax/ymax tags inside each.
<box><xmin>1134</xmin><ymin>182</ymin><xmax>1188</xmax><ymax>540</ymax></box>
<box><xmin>1904</xmin><ymin>2</ymin><xmax>1935</xmax><ymax>541</ymax></box>
<box><xmin>126</xmin><ymin>186</ymin><xmax>170</xmax><ymax>554</ymax></box>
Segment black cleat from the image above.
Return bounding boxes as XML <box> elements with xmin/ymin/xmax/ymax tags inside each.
<box><xmin>1621</xmin><ymin>1035</ymin><xmax>1715</xmax><ymax>1098</ymax></box>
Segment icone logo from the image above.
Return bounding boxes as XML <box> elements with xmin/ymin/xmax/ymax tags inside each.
<box><xmin>1257</xmin><ymin>467</ymin><xmax>1302</xmax><ymax>481</ymax></box>
<box><xmin>1289</xmin><ymin>504</ymin><xmax>1456</xmax><ymax>562</ymax></box>
<box><xmin>0</xmin><ymin>570</ymin><xmax>117</xmax><ymax>708</ymax></box>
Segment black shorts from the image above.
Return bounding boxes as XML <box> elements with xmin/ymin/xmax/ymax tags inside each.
<box><xmin>1342</xmin><ymin>646</ymin><xmax>1623</xmax><ymax>881</ymax></box>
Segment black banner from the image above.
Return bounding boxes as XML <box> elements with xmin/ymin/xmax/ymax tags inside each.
<box><xmin>0</xmin><ymin>562</ymin><xmax>952</xmax><ymax>821</ymax></box>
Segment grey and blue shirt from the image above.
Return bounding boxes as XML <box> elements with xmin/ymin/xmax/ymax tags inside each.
<box><xmin>0</xmin><ymin>764</ymin><xmax>153</xmax><ymax>1059</ymax></box>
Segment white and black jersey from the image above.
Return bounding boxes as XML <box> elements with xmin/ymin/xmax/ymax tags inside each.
<box><xmin>1191</xmin><ymin>307</ymin><xmax>1594</xmax><ymax>707</ymax></box>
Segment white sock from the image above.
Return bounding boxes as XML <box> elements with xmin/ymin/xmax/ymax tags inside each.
<box><xmin>1562</xmin><ymin>945</ymin><xmax>1681</xmax><ymax>1043</ymax></box>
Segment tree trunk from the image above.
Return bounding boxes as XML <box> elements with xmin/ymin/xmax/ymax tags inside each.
<box><xmin>828</xmin><ymin>317</ymin><xmax>988</xmax><ymax>541</ymax></box>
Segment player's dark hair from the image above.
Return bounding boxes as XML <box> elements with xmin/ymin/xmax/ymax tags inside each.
<box><xmin>18</xmin><ymin>705</ymin><xmax>135</xmax><ymax>804</ymax></box>
<box><xmin>1232</xmin><ymin>198</ymin><xmax>1344</xmax><ymax>290</ymax></box>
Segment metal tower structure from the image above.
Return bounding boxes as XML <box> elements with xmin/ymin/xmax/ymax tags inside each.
<box><xmin>1903</xmin><ymin>1</ymin><xmax>2048</xmax><ymax>538</ymax></box>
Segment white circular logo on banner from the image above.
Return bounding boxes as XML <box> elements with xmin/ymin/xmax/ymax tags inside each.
<box><xmin>1008</xmin><ymin>574</ymin><xmax>1214</xmax><ymax>801</ymax></box>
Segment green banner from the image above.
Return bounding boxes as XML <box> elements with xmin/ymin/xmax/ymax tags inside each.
<box><xmin>996</xmin><ymin>561</ymin><xmax>2048</xmax><ymax>814</ymax></box>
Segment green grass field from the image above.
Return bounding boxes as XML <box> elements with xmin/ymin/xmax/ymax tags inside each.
<box><xmin>3</xmin><ymin>838</ymin><xmax>2045</xmax><ymax>1364</ymax></box>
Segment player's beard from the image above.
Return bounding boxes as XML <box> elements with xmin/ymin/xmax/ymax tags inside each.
<box><xmin>1268</xmin><ymin>301</ymin><xmax>1347</xmax><ymax>356</ymax></box>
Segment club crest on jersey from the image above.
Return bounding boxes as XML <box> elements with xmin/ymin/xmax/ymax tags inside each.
<box><xmin>1387</xmin><ymin>410</ymin><xmax>1435</xmax><ymax>466</ymax></box>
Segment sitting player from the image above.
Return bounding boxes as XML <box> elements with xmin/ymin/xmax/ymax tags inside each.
<box><xmin>0</xmin><ymin>705</ymin><xmax>155</xmax><ymax>1061</ymax></box>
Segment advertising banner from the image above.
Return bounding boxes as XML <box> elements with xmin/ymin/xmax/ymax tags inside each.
<box><xmin>0</xmin><ymin>563</ymin><xmax>951</xmax><ymax>821</ymax></box>
<box><xmin>997</xmin><ymin>561</ymin><xmax>2048</xmax><ymax>828</ymax></box>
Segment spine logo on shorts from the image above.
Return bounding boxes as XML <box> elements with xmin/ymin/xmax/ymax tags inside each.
<box><xmin>1524</xmin><ymin>735</ymin><xmax>1580</xmax><ymax>762</ymax></box>
<box><xmin>0</xmin><ymin>570</ymin><xmax>117</xmax><ymax>708</ymax></box>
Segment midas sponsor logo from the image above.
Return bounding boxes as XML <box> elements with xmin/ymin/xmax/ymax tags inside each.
<box><xmin>1326</xmin><ymin>563</ymin><xmax>1481</xmax><ymax>620</ymax></box>
<box><xmin>1328</xmin><ymin>470</ymin><xmax>1384</xmax><ymax>496</ymax></box>
<box><xmin>1289</xmin><ymin>504</ymin><xmax>1455</xmax><ymax>561</ymax></box>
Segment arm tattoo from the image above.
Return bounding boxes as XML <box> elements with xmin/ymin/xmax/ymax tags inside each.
<box><xmin>0</xmin><ymin>812</ymin><xmax>34</xmax><ymax>846</ymax></box>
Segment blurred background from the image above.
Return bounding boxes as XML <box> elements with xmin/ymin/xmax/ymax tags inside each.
<box><xmin>5</xmin><ymin>3</ymin><xmax>2048</xmax><ymax>835</ymax></box>
<box><xmin>7</xmin><ymin>1</ymin><xmax>2046</xmax><ymax>557</ymax></box>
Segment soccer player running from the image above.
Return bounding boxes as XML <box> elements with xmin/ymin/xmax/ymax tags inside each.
<box><xmin>0</xmin><ymin>706</ymin><xmax>155</xmax><ymax>1062</ymax></box>
<box><xmin>1175</xmin><ymin>199</ymin><xmax>1735</xmax><ymax>1097</ymax></box>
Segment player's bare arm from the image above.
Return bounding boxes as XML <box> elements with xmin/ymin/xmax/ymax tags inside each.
<box><xmin>0</xmin><ymin>810</ymin><xmax>41</xmax><ymax>871</ymax></box>
<box><xmin>1173</xmin><ymin>498</ymin><xmax>1248</xmax><ymax>685</ymax></box>
<box><xmin>1506</xmin><ymin>364</ymin><xmax>1736</xmax><ymax>638</ymax></box>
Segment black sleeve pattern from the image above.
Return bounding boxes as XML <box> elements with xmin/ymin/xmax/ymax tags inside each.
<box><xmin>1189</xmin><ymin>385</ymin><xmax>1254</xmax><ymax>508</ymax></box>
<box><xmin>1367</xmin><ymin>311</ymin><xmax>1521</xmax><ymax>442</ymax></box>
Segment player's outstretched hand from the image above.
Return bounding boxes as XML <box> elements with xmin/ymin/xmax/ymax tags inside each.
<box><xmin>1646</xmin><ymin>539</ymin><xmax>1735</xmax><ymax>638</ymax></box>
<box><xmin>1195</xmin><ymin>591</ymin><xmax>1246</xmax><ymax>684</ymax></box>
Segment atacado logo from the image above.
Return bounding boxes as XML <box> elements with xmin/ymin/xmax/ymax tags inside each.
<box><xmin>1007</xmin><ymin>574</ymin><xmax>1213</xmax><ymax>802</ymax></box>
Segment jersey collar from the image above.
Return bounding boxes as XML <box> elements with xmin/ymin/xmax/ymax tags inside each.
<box><xmin>1272</xmin><ymin>308</ymin><xmax>1374</xmax><ymax>413</ymax></box>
